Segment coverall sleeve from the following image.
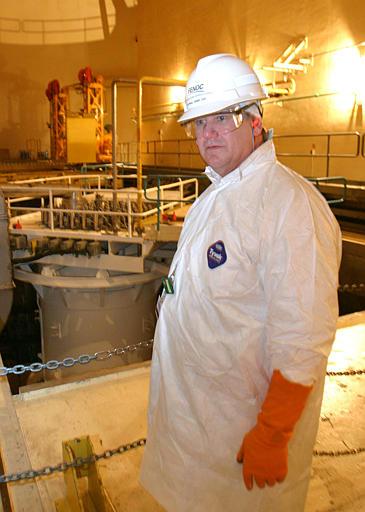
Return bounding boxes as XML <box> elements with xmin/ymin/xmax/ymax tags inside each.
<box><xmin>261</xmin><ymin>180</ymin><xmax>341</xmax><ymax>385</ymax></box>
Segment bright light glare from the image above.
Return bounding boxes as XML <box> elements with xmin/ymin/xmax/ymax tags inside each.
<box><xmin>169</xmin><ymin>86</ymin><xmax>185</xmax><ymax>106</ymax></box>
<box><xmin>326</xmin><ymin>45</ymin><xmax>365</xmax><ymax>113</ymax></box>
<box><xmin>356</xmin><ymin>53</ymin><xmax>365</xmax><ymax>105</ymax></box>
<box><xmin>328</xmin><ymin>46</ymin><xmax>365</xmax><ymax>97</ymax></box>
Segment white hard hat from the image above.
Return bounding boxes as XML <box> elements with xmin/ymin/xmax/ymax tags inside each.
<box><xmin>178</xmin><ymin>53</ymin><xmax>267</xmax><ymax>123</ymax></box>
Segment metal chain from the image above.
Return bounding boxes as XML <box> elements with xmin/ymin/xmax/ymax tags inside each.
<box><xmin>0</xmin><ymin>339</ymin><xmax>154</xmax><ymax>377</ymax></box>
<box><xmin>1</xmin><ymin>339</ymin><xmax>364</xmax><ymax>468</ymax></box>
<box><xmin>326</xmin><ymin>369</ymin><xmax>365</xmax><ymax>376</ymax></box>
<box><xmin>313</xmin><ymin>447</ymin><xmax>365</xmax><ymax>457</ymax></box>
<box><xmin>0</xmin><ymin>367</ymin><xmax>363</xmax><ymax>481</ymax></box>
<box><xmin>1</xmin><ymin>339</ymin><xmax>363</xmax><ymax>378</ymax></box>
<box><xmin>0</xmin><ymin>438</ymin><xmax>146</xmax><ymax>484</ymax></box>
<box><xmin>318</xmin><ymin>366</ymin><xmax>365</xmax><ymax>456</ymax></box>
<box><xmin>338</xmin><ymin>283</ymin><xmax>365</xmax><ymax>292</ymax></box>
<box><xmin>1</xmin><ymin>435</ymin><xmax>364</xmax><ymax>483</ymax></box>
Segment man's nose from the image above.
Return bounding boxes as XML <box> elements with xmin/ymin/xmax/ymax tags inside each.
<box><xmin>202</xmin><ymin>120</ymin><xmax>219</xmax><ymax>138</ymax></box>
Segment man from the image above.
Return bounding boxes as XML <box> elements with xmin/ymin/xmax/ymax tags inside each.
<box><xmin>140</xmin><ymin>53</ymin><xmax>341</xmax><ymax>511</ymax></box>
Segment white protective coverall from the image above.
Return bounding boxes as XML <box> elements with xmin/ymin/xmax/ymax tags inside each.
<box><xmin>140</xmin><ymin>138</ymin><xmax>342</xmax><ymax>512</ymax></box>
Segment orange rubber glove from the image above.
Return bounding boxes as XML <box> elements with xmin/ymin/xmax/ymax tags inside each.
<box><xmin>236</xmin><ymin>369</ymin><xmax>313</xmax><ymax>490</ymax></box>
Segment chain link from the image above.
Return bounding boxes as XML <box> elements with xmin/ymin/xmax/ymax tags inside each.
<box><xmin>326</xmin><ymin>369</ymin><xmax>365</xmax><ymax>376</ymax></box>
<box><xmin>1</xmin><ymin>339</ymin><xmax>364</xmax><ymax>379</ymax></box>
<box><xmin>1</xmin><ymin>337</ymin><xmax>364</xmax><ymax>472</ymax></box>
<box><xmin>0</xmin><ymin>339</ymin><xmax>154</xmax><ymax>377</ymax></box>
<box><xmin>0</xmin><ymin>438</ymin><xmax>146</xmax><ymax>483</ymax></box>
<box><xmin>1</xmin><ymin>434</ymin><xmax>363</xmax><ymax>483</ymax></box>
<box><xmin>313</xmin><ymin>447</ymin><xmax>365</xmax><ymax>457</ymax></box>
<box><xmin>338</xmin><ymin>283</ymin><xmax>365</xmax><ymax>292</ymax></box>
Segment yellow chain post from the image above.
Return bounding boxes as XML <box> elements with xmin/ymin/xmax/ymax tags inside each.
<box><xmin>55</xmin><ymin>436</ymin><xmax>116</xmax><ymax>512</ymax></box>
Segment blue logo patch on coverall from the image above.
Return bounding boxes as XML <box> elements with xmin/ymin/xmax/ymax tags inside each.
<box><xmin>207</xmin><ymin>240</ymin><xmax>227</xmax><ymax>269</ymax></box>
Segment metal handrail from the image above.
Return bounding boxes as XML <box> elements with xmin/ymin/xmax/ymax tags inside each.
<box><xmin>8</xmin><ymin>173</ymin><xmax>140</xmax><ymax>189</ymax></box>
<box><xmin>307</xmin><ymin>176</ymin><xmax>347</xmax><ymax>204</ymax></box>
<box><xmin>119</xmin><ymin>132</ymin><xmax>363</xmax><ymax>176</ymax></box>
<box><xmin>274</xmin><ymin>131</ymin><xmax>361</xmax><ymax>177</ymax></box>
<box><xmin>143</xmin><ymin>174</ymin><xmax>206</xmax><ymax>230</ymax></box>
<box><xmin>1</xmin><ymin>176</ymin><xmax>198</xmax><ymax>236</ymax></box>
<box><xmin>119</xmin><ymin>139</ymin><xmax>202</xmax><ymax>170</ymax></box>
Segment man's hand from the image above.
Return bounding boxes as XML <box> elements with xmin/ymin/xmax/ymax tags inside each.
<box><xmin>236</xmin><ymin>423</ymin><xmax>288</xmax><ymax>490</ymax></box>
<box><xmin>236</xmin><ymin>370</ymin><xmax>313</xmax><ymax>491</ymax></box>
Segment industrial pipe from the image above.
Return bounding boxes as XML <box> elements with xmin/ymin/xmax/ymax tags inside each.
<box><xmin>111</xmin><ymin>78</ymin><xmax>137</xmax><ymax>231</ymax></box>
<box><xmin>264</xmin><ymin>77</ymin><xmax>296</xmax><ymax>97</ymax></box>
<box><xmin>0</xmin><ymin>192</ymin><xmax>14</xmax><ymax>334</ymax></box>
<box><xmin>110</xmin><ymin>76</ymin><xmax>186</xmax><ymax>233</ymax></box>
<box><xmin>137</xmin><ymin>77</ymin><xmax>186</xmax><ymax>229</ymax></box>
<box><xmin>264</xmin><ymin>90</ymin><xmax>338</xmax><ymax>105</ymax></box>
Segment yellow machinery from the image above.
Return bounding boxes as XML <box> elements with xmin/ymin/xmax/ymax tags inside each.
<box><xmin>46</xmin><ymin>67</ymin><xmax>110</xmax><ymax>164</ymax></box>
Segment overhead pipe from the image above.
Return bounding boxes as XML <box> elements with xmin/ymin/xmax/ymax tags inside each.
<box><xmin>277</xmin><ymin>38</ymin><xmax>307</xmax><ymax>65</ymax></box>
<box><xmin>264</xmin><ymin>77</ymin><xmax>296</xmax><ymax>97</ymax></box>
<box><xmin>0</xmin><ymin>192</ymin><xmax>14</xmax><ymax>334</ymax></box>
<box><xmin>264</xmin><ymin>90</ymin><xmax>338</xmax><ymax>105</ymax></box>
<box><xmin>272</xmin><ymin>37</ymin><xmax>310</xmax><ymax>73</ymax></box>
<box><xmin>137</xmin><ymin>77</ymin><xmax>186</xmax><ymax>231</ymax></box>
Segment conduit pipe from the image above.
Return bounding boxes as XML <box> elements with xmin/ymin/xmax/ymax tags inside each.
<box><xmin>111</xmin><ymin>78</ymin><xmax>137</xmax><ymax>229</ymax></box>
<box><xmin>0</xmin><ymin>192</ymin><xmax>14</xmax><ymax>334</ymax></box>
<box><xmin>137</xmin><ymin>77</ymin><xmax>186</xmax><ymax>230</ymax></box>
<box><xmin>111</xmin><ymin>76</ymin><xmax>186</xmax><ymax>232</ymax></box>
<box><xmin>264</xmin><ymin>90</ymin><xmax>338</xmax><ymax>105</ymax></box>
<box><xmin>264</xmin><ymin>77</ymin><xmax>296</xmax><ymax>97</ymax></box>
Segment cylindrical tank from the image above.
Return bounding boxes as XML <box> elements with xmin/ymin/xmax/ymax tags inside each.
<box><xmin>0</xmin><ymin>191</ymin><xmax>14</xmax><ymax>334</ymax></box>
<box><xmin>14</xmin><ymin>265</ymin><xmax>163</xmax><ymax>380</ymax></box>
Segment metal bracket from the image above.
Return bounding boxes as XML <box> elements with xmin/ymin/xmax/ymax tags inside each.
<box><xmin>55</xmin><ymin>436</ymin><xmax>117</xmax><ymax>512</ymax></box>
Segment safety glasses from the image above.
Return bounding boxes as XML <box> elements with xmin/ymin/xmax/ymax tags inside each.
<box><xmin>183</xmin><ymin>104</ymin><xmax>257</xmax><ymax>139</ymax></box>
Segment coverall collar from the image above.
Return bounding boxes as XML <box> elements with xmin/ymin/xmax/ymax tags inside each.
<box><xmin>205</xmin><ymin>130</ymin><xmax>275</xmax><ymax>186</ymax></box>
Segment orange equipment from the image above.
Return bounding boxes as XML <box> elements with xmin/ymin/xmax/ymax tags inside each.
<box><xmin>46</xmin><ymin>79</ymin><xmax>67</xmax><ymax>161</ymax></box>
<box><xmin>45</xmin><ymin>68</ymin><xmax>110</xmax><ymax>163</ymax></box>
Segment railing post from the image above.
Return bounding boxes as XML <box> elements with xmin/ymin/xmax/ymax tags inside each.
<box><xmin>179</xmin><ymin>178</ymin><xmax>183</xmax><ymax>202</ymax></box>
<box><xmin>326</xmin><ymin>134</ymin><xmax>330</xmax><ymax>177</ymax></box>
<box><xmin>157</xmin><ymin>175</ymin><xmax>161</xmax><ymax>231</ymax></box>
<box><xmin>49</xmin><ymin>189</ymin><xmax>54</xmax><ymax>231</ymax></box>
<box><xmin>178</xmin><ymin>139</ymin><xmax>181</xmax><ymax>170</ymax></box>
<box><xmin>127</xmin><ymin>194</ymin><xmax>132</xmax><ymax>237</ymax></box>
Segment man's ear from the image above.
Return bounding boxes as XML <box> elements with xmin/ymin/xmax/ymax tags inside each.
<box><xmin>251</xmin><ymin>116</ymin><xmax>263</xmax><ymax>137</ymax></box>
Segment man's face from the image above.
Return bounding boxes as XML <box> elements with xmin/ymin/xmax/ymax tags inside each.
<box><xmin>195</xmin><ymin>114</ymin><xmax>255</xmax><ymax>177</ymax></box>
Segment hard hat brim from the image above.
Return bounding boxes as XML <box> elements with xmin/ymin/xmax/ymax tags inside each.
<box><xmin>178</xmin><ymin>97</ymin><xmax>266</xmax><ymax>124</ymax></box>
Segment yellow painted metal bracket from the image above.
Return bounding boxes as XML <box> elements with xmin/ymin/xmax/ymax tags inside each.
<box><xmin>55</xmin><ymin>436</ymin><xmax>116</xmax><ymax>512</ymax></box>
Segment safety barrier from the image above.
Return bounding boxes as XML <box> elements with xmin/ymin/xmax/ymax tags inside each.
<box><xmin>119</xmin><ymin>132</ymin><xmax>365</xmax><ymax>177</ymax></box>
<box><xmin>143</xmin><ymin>173</ymin><xmax>201</xmax><ymax>230</ymax></box>
<box><xmin>307</xmin><ymin>176</ymin><xmax>347</xmax><ymax>204</ymax></box>
<box><xmin>0</xmin><ymin>334</ymin><xmax>364</xmax><ymax>487</ymax></box>
<box><xmin>119</xmin><ymin>139</ymin><xmax>202</xmax><ymax>169</ymax></box>
<box><xmin>1</xmin><ymin>174</ymin><xmax>199</xmax><ymax>237</ymax></box>
<box><xmin>275</xmin><ymin>131</ymin><xmax>361</xmax><ymax>178</ymax></box>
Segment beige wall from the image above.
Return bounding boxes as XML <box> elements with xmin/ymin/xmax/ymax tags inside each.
<box><xmin>0</xmin><ymin>0</ymin><xmax>365</xmax><ymax>180</ymax></box>
<box><xmin>137</xmin><ymin>0</ymin><xmax>365</xmax><ymax>180</ymax></box>
<box><xmin>0</xmin><ymin>1</ymin><xmax>137</xmax><ymax>158</ymax></box>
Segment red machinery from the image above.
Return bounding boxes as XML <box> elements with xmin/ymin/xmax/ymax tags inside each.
<box><xmin>46</xmin><ymin>68</ymin><xmax>109</xmax><ymax>163</ymax></box>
